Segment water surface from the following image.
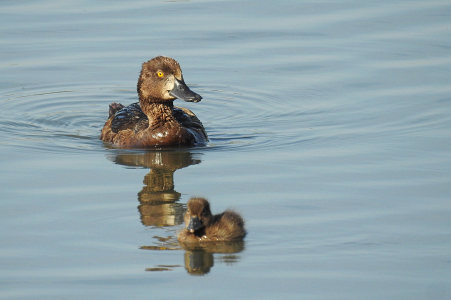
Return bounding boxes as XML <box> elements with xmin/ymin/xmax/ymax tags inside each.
<box><xmin>1</xmin><ymin>0</ymin><xmax>451</xmax><ymax>299</ymax></box>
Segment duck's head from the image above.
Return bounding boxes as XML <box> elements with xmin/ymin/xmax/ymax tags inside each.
<box><xmin>137</xmin><ymin>56</ymin><xmax>202</xmax><ymax>103</ymax></box>
<box><xmin>184</xmin><ymin>197</ymin><xmax>213</xmax><ymax>234</ymax></box>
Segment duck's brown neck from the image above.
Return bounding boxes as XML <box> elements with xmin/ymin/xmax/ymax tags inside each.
<box><xmin>140</xmin><ymin>100</ymin><xmax>175</xmax><ymax>126</ymax></box>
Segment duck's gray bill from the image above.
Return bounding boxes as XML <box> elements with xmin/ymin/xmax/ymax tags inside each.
<box><xmin>170</xmin><ymin>78</ymin><xmax>202</xmax><ymax>103</ymax></box>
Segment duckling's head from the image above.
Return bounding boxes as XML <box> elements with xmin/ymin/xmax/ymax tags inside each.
<box><xmin>184</xmin><ymin>197</ymin><xmax>213</xmax><ymax>234</ymax></box>
<box><xmin>137</xmin><ymin>56</ymin><xmax>202</xmax><ymax>103</ymax></box>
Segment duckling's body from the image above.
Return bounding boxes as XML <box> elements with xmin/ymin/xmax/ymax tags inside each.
<box><xmin>178</xmin><ymin>198</ymin><xmax>246</xmax><ymax>243</ymax></box>
<box><xmin>100</xmin><ymin>56</ymin><xmax>207</xmax><ymax>148</ymax></box>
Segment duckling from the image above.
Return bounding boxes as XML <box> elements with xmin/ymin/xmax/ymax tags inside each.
<box><xmin>100</xmin><ymin>56</ymin><xmax>208</xmax><ymax>148</ymax></box>
<box><xmin>178</xmin><ymin>197</ymin><xmax>246</xmax><ymax>243</ymax></box>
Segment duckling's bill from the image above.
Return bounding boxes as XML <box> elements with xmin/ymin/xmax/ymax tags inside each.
<box><xmin>187</xmin><ymin>216</ymin><xmax>203</xmax><ymax>233</ymax></box>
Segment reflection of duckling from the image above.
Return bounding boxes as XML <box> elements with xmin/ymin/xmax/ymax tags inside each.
<box><xmin>178</xmin><ymin>198</ymin><xmax>246</xmax><ymax>242</ymax></box>
<box><xmin>100</xmin><ymin>56</ymin><xmax>207</xmax><ymax>148</ymax></box>
<box><xmin>182</xmin><ymin>243</ymin><xmax>245</xmax><ymax>276</ymax></box>
<box><xmin>184</xmin><ymin>250</ymin><xmax>214</xmax><ymax>275</ymax></box>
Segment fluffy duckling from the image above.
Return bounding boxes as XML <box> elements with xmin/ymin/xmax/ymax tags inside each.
<box><xmin>178</xmin><ymin>197</ymin><xmax>246</xmax><ymax>243</ymax></box>
<box><xmin>100</xmin><ymin>56</ymin><xmax>208</xmax><ymax>148</ymax></box>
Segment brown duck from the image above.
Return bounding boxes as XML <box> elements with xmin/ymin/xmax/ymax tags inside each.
<box><xmin>100</xmin><ymin>56</ymin><xmax>208</xmax><ymax>148</ymax></box>
<box><xmin>178</xmin><ymin>197</ymin><xmax>246</xmax><ymax>243</ymax></box>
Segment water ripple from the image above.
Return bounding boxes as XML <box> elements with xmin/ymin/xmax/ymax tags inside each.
<box><xmin>1</xmin><ymin>82</ymin><xmax>309</xmax><ymax>153</ymax></box>
<box><xmin>1</xmin><ymin>68</ymin><xmax>450</xmax><ymax>155</ymax></box>
<box><xmin>1</xmin><ymin>84</ymin><xmax>113</xmax><ymax>152</ymax></box>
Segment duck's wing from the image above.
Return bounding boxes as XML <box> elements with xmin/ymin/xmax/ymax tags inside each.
<box><xmin>111</xmin><ymin>102</ymin><xmax>148</xmax><ymax>133</ymax></box>
<box><xmin>173</xmin><ymin>106</ymin><xmax>208</xmax><ymax>136</ymax></box>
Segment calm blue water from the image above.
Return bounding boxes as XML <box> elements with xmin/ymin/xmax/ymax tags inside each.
<box><xmin>1</xmin><ymin>0</ymin><xmax>451</xmax><ymax>299</ymax></box>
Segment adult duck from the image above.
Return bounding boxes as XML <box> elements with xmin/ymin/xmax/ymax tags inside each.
<box><xmin>100</xmin><ymin>56</ymin><xmax>208</xmax><ymax>148</ymax></box>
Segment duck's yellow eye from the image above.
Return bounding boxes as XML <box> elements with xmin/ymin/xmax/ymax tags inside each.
<box><xmin>157</xmin><ymin>71</ymin><xmax>164</xmax><ymax>78</ymax></box>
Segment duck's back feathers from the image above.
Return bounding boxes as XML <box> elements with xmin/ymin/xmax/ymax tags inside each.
<box><xmin>110</xmin><ymin>102</ymin><xmax>147</xmax><ymax>133</ymax></box>
<box><xmin>101</xmin><ymin>102</ymin><xmax>208</xmax><ymax>147</ymax></box>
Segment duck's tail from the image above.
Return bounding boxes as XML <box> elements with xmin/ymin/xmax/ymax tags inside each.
<box><xmin>108</xmin><ymin>102</ymin><xmax>125</xmax><ymax>118</ymax></box>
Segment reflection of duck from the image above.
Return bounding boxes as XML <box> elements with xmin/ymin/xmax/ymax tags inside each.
<box><xmin>109</xmin><ymin>150</ymin><xmax>200</xmax><ymax>226</ymax></box>
<box><xmin>178</xmin><ymin>198</ymin><xmax>246</xmax><ymax>243</ymax></box>
<box><xmin>100</xmin><ymin>56</ymin><xmax>208</xmax><ymax>148</ymax></box>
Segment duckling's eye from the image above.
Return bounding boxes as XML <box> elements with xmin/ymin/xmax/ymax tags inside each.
<box><xmin>157</xmin><ymin>71</ymin><xmax>164</xmax><ymax>78</ymax></box>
